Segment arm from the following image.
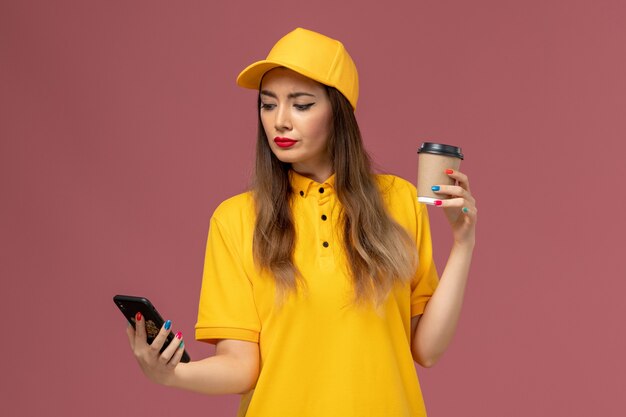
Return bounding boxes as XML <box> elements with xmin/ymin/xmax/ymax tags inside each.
<box><xmin>126</xmin><ymin>314</ymin><xmax>259</xmax><ymax>395</ymax></box>
<box><xmin>411</xmin><ymin>169</ymin><xmax>477</xmax><ymax>367</ymax></box>
<box><xmin>169</xmin><ymin>339</ymin><xmax>259</xmax><ymax>395</ymax></box>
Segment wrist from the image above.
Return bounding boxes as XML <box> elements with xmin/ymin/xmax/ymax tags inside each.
<box><xmin>452</xmin><ymin>239</ymin><xmax>475</xmax><ymax>252</ymax></box>
<box><xmin>162</xmin><ymin>363</ymin><xmax>185</xmax><ymax>388</ymax></box>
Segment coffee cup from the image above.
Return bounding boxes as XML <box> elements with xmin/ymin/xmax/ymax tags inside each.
<box><xmin>417</xmin><ymin>142</ymin><xmax>464</xmax><ymax>205</ymax></box>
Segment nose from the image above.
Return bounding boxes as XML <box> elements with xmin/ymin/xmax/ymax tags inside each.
<box><xmin>274</xmin><ymin>104</ymin><xmax>292</xmax><ymax>131</ymax></box>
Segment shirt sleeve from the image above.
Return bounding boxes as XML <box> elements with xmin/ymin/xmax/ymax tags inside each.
<box><xmin>410</xmin><ymin>201</ymin><xmax>440</xmax><ymax>317</ymax></box>
<box><xmin>195</xmin><ymin>215</ymin><xmax>261</xmax><ymax>344</ymax></box>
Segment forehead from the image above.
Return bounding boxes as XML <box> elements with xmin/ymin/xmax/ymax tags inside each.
<box><xmin>260</xmin><ymin>67</ymin><xmax>326</xmax><ymax>94</ymax></box>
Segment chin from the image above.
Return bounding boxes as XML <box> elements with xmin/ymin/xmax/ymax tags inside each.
<box><xmin>271</xmin><ymin>151</ymin><xmax>300</xmax><ymax>164</ymax></box>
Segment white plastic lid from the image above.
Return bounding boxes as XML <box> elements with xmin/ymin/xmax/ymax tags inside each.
<box><xmin>417</xmin><ymin>196</ymin><xmax>439</xmax><ymax>205</ymax></box>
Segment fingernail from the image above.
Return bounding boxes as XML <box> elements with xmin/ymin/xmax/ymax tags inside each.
<box><xmin>135</xmin><ymin>312</ymin><xmax>142</xmax><ymax>321</ymax></box>
<box><xmin>462</xmin><ymin>207</ymin><xmax>469</xmax><ymax>213</ymax></box>
<box><xmin>175</xmin><ymin>331</ymin><xmax>183</xmax><ymax>339</ymax></box>
<box><xmin>179</xmin><ymin>341</ymin><xmax>185</xmax><ymax>349</ymax></box>
<box><xmin>431</xmin><ymin>185</ymin><xmax>440</xmax><ymax>191</ymax></box>
<box><xmin>435</xmin><ymin>200</ymin><xmax>443</xmax><ymax>206</ymax></box>
<box><xmin>445</xmin><ymin>169</ymin><xmax>454</xmax><ymax>174</ymax></box>
<box><xmin>164</xmin><ymin>320</ymin><xmax>171</xmax><ymax>331</ymax></box>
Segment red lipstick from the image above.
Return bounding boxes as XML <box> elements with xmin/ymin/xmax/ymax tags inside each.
<box><xmin>274</xmin><ymin>137</ymin><xmax>297</xmax><ymax>148</ymax></box>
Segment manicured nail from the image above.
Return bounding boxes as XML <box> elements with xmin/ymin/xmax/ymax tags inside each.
<box><xmin>164</xmin><ymin>320</ymin><xmax>171</xmax><ymax>331</ymax></box>
<box><xmin>462</xmin><ymin>207</ymin><xmax>469</xmax><ymax>213</ymax></box>
<box><xmin>445</xmin><ymin>169</ymin><xmax>454</xmax><ymax>174</ymax></box>
<box><xmin>431</xmin><ymin>185</ymin><xmax>440</xmax><ymax>191</ymax></box>
<box><xmin>435</xmin><ymin>200</ymin><xmax>443</xmax><ymax>206</ymax></box>
<box><xmin>175</xmin><ymin>331</ymin><xmax>183</xmax><ymax>339</ymax></box>
<box><xmin>135</xmin><ymin>312</ymin><xmax>142</xmax><ymax>321</ymax></box>
<box><xmin>179</xmin><ymin>341</ymin><xmax>185</xmax><ymax>349</ymax></box>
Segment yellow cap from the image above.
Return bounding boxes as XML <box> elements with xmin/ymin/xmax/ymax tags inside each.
<box><xmin>236</xmin><ymin>28</ymin><xmax>359</xmax><ymax>110</ymax></box>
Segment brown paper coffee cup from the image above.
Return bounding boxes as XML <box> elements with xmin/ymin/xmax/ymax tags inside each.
<box><xmin>417</xmin><ymin>142</ymin><xmax>464</xmax><ymax>205</ymax></box>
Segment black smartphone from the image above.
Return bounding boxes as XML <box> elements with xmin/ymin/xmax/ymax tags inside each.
<box><xmin>113</xmin><ymin>294</ymin><xmax>191</xmax><ymax>363</ymax></box>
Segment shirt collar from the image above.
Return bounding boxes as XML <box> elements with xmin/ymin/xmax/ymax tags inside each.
<box><xmin>289</xmin><ymin>170</ymin><xmax>336</xmax><ymax>198</ymax></box>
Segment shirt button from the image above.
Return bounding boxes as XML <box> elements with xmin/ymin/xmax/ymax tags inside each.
<box><xmin>322</xmin><ymin>241</ymin><xmax>329</xmax><ymax>248</ymax></box>
<box><xmin>299</xmin><ymin>191</ymin><xmax>304</xmax><ymax>197</ymax></box>
<box><xmin>319</xmin><ymin>187</ymin><xmax>324</xmax><ymax>194</ymax></box>
<box><xmin>321</xmin><ymin>214</ymin><xmax>327</xmax><ymax>221</ymax></box>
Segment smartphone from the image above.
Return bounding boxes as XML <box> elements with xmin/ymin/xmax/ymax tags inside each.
<box><xmin>113</xmin><ymin>294</ymin><xmax>191</xmax><ymax>363</ymax></box>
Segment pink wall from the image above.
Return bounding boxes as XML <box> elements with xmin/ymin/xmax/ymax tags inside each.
<box><xmin>2</xmin><ymin>0</ymin><xmax>625</xmax><ymax>415</ymax></box>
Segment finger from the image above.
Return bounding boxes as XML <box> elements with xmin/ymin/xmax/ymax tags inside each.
<box><xmin>134</xmin><ymin>312</ymin><xmax>148</xmax><ymax>347</ymax></box>
<box><xmin>159</xmin><ymin>331</ymin><xmax>184</xmax><ymax>367</ymax></box>
<box><xmin>150</xmin><ymin>320</ymin><xmax>173</xmax><ymax>356</ymax></box>
<box><xmin>445</xmin><ymin>169</ymin><xmax>471</xmax><ymax>192</ymax></box>
<box><xmin>169</xmin><ymin>339</ymin><xmax>186</xmax><ymax>367</ymax></box>
<box><xmin>431</xmin><ymin>185</ymin><xmax>474</xmax><ymax>204</ymax></box>
<box><xmin>126</xmin><ymin>321</ymin><xmax>136</xmax><ymax>350</ymax></box>
<box><xmin>439</xmin><ymin>199</ymin><xmax>478</xmax><ymax>226</ymax></box>
<box><xmin>166</xmin><ymin>333</ymin><xmax>186</xmax><ymax>368</ymax></box>
<box><xmin>432</xmin><ymin>185</ymin><xmax>476</xmax><ymax>204</ymax></box>
<box><xmin>435</xmin><ymin>197</ymin><xmax>472</xmax><ymax>210</ymax></box>
<box><xmin>438</xmin><ymin>198</ymin><xmax>478</xmax><ymax>221</ymax></box>
<box><xmin>461</xmin><ymin>206</ymin><xmax>478</xmax><ymax>222</ymax></box>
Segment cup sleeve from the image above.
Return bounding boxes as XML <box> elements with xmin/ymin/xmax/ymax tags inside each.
<box><xmin>410</xmin><ymin>202</ymin><xmax>440</xmax><ymax>317</ymax></box>
<box><xmin>195</xmin><ymin>216</ymin><xmax>261</xmax><ymax>344</ymax></box>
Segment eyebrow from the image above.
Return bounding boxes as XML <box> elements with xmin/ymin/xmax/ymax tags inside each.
<box><xmin>260</xmin><ymin>90</ymin><xmax>316</xmax><ymax>99</ymax></box>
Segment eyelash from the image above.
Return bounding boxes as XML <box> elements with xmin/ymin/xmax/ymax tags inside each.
<box><xmin>294</xmin><ymin>103</ymin><xmax>314</xmax><ymax>111</ymax></box>
<box><xmin>260</xmin><ymin>103</ymin><xmax>315</xmax><ymax>111</ymax></box>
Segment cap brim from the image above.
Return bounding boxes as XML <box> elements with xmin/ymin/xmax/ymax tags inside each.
<box><xmin>236</xmin><ymin>60</ymin><xmax>284</xmax><ymax>90</ymax></box>
<box><xmin>236</xmin><ymin>59</ymin><xmax>336</xmax><ymax>92</ymax></box>
<box><xmin>236</xmin><ymin>58</ymin><xmax>357</xmax><ymax>110</ymax></box>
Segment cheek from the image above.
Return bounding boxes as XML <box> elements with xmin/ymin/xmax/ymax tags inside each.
<box><xmin>306</xmin><ymin>111</ymin><xmax>332</xmax><ymax>142</ymax></box>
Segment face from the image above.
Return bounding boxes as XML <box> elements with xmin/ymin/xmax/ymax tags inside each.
<box><xmin>259</xmin><ymin>67</ymin><xmax>333</xmax><ymax>180</ymax></box>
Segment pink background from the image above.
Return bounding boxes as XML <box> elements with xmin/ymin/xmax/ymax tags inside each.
<box><xmin>2</xmin><ymin>0</ymin><xmax>625</xmax><ymax>415</ymax></box>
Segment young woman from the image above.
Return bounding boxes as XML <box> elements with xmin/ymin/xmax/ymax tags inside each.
<box><xmin>126</xmin><ymin>28</ymin><xmax>477</xmax><ymax>417</ymax></box>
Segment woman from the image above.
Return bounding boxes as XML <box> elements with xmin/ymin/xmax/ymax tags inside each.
<box><xmin>127</xmin><ymin>28</ymin><xmax>477</xmax><ymax>417</ymax></box>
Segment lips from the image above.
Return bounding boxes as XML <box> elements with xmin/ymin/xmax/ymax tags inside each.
<box><xmin>274</xmin><ymin>137</ymin><xmax>298</xmax><ymax>148</ymax></box>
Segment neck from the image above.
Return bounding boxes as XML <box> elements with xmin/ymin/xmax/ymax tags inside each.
<box><xmin>291</xmin><ymin>165</ymin><xmax>333</xmax><ymax>184</ymax></box>
<box><xmin>291</xmin><ymin>163</ymin><xmax>333</xmax><ymax>184</ymax></box>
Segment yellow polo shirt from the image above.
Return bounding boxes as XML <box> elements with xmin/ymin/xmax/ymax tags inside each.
<box><xmin>196</xmin><ymin>171</ymin><xmax>439</xmax><ymax>417</ymax></box>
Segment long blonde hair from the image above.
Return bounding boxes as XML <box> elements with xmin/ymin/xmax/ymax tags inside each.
<box><xmin>252</xmin><ymin>86</ymin><xmax>417</xmax><ymax>304</ymax></box>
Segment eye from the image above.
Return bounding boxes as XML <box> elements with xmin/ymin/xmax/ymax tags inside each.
<box><xmin>260</xmin><ymin>102</ymin><xmax>276</xmax><ymax>110</ymax></box>
<box><xmin>294</xmin><ymin>103</ymin><xmax>314</xmax><ymax>111</ymax></box>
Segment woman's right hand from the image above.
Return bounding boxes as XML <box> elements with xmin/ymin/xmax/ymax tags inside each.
<box><xmin>126</xmin><ymin>312</ymin><xmax>186</xmax><ymax>386</ymax></box>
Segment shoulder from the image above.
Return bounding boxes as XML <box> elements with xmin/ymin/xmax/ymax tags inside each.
<box><xmin>375</xmin><ymin>174</ymin><xmax>417</xmax><ymax>201</ymax></box>
<box><xmin>211</xmin><ymin>191</ymin><xmax>256</xmax><ymax>227</ymax></box>
<box><xmin>374</xmin><ymin>174</ymin><xmax>426</xmax><ymax>221</ymax></box>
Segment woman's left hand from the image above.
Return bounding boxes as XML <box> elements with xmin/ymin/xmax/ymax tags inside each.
<box><xmin>432</xmin><ymin>169</ymin><xmax>477</xmax><ymax>247</ymax></box>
